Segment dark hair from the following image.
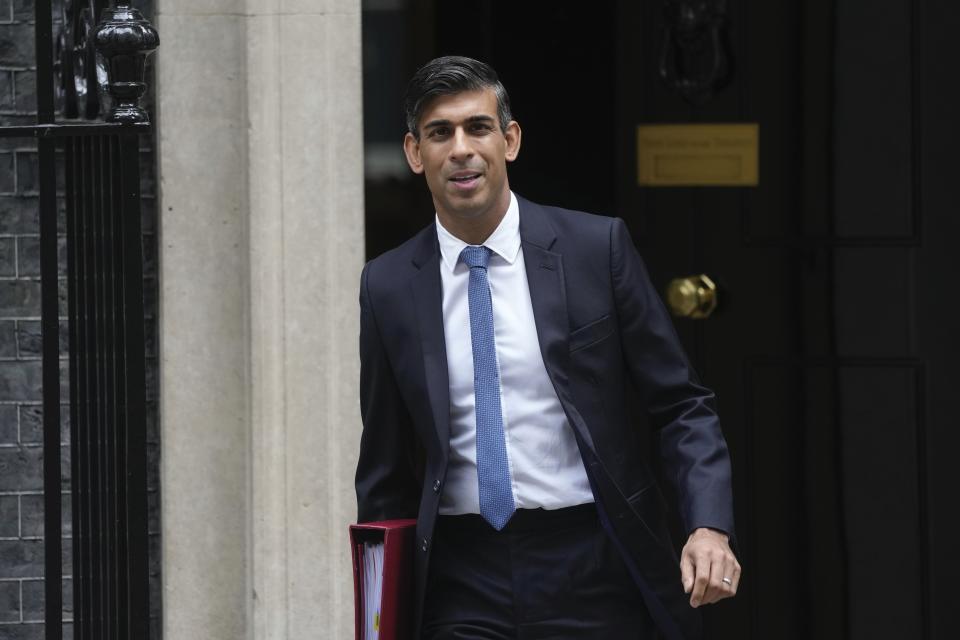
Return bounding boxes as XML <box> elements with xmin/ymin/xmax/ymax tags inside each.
<box><xmin>403</xmin><ymin>56</ymin><xmax>513</xmax><ymax>139</ymax></box>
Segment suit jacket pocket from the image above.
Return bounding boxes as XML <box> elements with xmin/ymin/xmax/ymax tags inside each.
<box><xmin>569</xmin><ymin>314</ymin><xmax>613</xmax><ymax>353</ymax></box>
<box><xmin>625</xmin><ymin>482</ymin><xmax>673</xmax><ymax>552</ymax></box>
<box><xmin>626</xmin><ymin>482</ymin><xmax>661</xmax><ymax>513</ymax></box>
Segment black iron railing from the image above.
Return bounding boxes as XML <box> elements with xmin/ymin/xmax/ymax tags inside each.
<box><xmin>0</xmin><ymin>2</ymin><xmax>157</xmax><ymax>639</ymax></box>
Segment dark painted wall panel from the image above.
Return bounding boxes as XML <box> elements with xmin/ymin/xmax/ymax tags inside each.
<box><xmin>839</xmin><ymin>366</ymin><xmax>923</xmax><ymax>638</ymax></box>
<box><xmin>916</xmin><ymin>2</ymin><xmax>960</xmax><ymax>637</ymax></box>
<box><xmin>834</xmin><ymin>0</ymin><xmax>913</xmax><ymax>238</ymax></box>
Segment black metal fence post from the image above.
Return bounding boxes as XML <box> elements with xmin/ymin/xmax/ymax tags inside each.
<box><xmin>36</xmin><ymin>0</ymin><xmax>62</xmax><ymax>637</ymax></box>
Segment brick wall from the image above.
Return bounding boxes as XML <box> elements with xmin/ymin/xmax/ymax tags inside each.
<box><xmin>0</xmin><ymin>1</ymin><xmax>160</xmax><ymax>638</ymax></box>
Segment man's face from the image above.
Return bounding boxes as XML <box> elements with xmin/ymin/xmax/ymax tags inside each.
<box><xmin>403</xmin><ymin>89</ymin><xmax>521</xmax><ymax>224</ymax></box>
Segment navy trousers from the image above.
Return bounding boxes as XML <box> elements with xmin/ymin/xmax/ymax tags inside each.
<box><xmin>422</xmin><ymin>503</ymin><xmax>657</xmax><ymax>640</ymax></box>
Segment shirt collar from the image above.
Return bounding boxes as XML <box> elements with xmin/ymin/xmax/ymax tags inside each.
<box><xmin>436</xmin><ymin>191</ymin><xmax>521</xmax><ymax>273</ymax></box>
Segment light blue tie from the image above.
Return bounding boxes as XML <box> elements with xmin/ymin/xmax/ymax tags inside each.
<box><xmin>459</xmin><ymin>245</ymin><xmax>515</xmax><ymax>531</ymax></box>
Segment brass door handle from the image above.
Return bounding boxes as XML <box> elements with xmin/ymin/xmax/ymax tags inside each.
<box><xmin>666</xmin><ymin>274</ymin><xmax>718</xmax><ymax>319</ymax></box>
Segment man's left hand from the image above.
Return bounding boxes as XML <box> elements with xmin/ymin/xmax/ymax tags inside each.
<box><xmin>680</xmin><ymin>527</ymin><xmax>740</xmax><ymax>608</ymax></box>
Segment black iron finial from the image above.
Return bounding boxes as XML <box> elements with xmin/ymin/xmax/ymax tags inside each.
<box><xmin>93</xmin><ymin>3</ymin><xmax>159</xmax><ymax>123</ymax></box>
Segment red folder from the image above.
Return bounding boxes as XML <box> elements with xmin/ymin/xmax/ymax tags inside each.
<box><xmin>349</xmin><ymin>519</ymin><xmax>417</xmax><ymax>640</ymax></box>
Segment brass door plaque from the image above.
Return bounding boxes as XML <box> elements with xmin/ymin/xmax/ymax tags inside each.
<box><xmin>637</xmin><ymin>123</ymin><xmax>759</xmax><ymax>187</ymax></box>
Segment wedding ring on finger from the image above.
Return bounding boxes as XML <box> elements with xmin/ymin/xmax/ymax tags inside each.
<box><xmin>721</xmin><ymin>577</ymin><xmax>733</xmax><ymax>586</ymax></box>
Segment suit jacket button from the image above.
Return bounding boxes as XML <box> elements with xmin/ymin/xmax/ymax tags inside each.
<box><xmin>433</xmin><ymin>479</ymin><xmax>441</xmax><ymax>493</ymax></box>
<box><xmin>421</xmin><ymin>538</ymin><xmax>429</xmax><ymax>552</ymax></box>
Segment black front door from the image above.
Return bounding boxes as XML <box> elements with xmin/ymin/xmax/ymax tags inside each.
<box><xmin>615</xmin><ymin>1</ymin><xmax>953</xmax><ymax>637</ymax></box>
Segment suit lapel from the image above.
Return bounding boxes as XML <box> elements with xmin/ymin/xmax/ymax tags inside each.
<box><xmin>409</xmin><ymin>226</ymin><xmax>451</xmax><ymax>450</ymax></box>
<box><xmin>518</xmin><ymin>197</ymin><xmax>597</xmax><ymax>453</ymax></box>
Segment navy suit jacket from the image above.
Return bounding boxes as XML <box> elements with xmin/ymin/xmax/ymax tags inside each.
<box><xmin>356</xmin><ymin>195</ymin><xmax>735</xmax><ymax>640</ymax></box>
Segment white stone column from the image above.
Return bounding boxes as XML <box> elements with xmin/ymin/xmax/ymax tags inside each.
<box><xmin>157</xmin><ymin>1</ymin><xmax>364</xmax><ymax>638</ymax></box>
<box><xmin>246</xmin><ymin>1</ymin><xmax>365</xmax><ymax>638</ymax></box>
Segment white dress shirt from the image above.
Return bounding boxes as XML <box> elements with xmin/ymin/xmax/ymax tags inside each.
<box><xmin>436</xmin><ymin>192</ymin><xmax>594</xmax><ymax>515</ymax></box>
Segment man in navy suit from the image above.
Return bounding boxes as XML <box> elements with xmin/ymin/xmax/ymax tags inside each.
<box><xmin>356</xmin><ymin>56</ymin><xmax>740</xmax><ymax>639</ymax></box>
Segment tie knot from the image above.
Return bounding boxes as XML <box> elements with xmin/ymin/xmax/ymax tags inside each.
<box><xmin>460</xmin><ymin>245</ymin><xmax>491</xmax><ymax>270</ymax></box>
